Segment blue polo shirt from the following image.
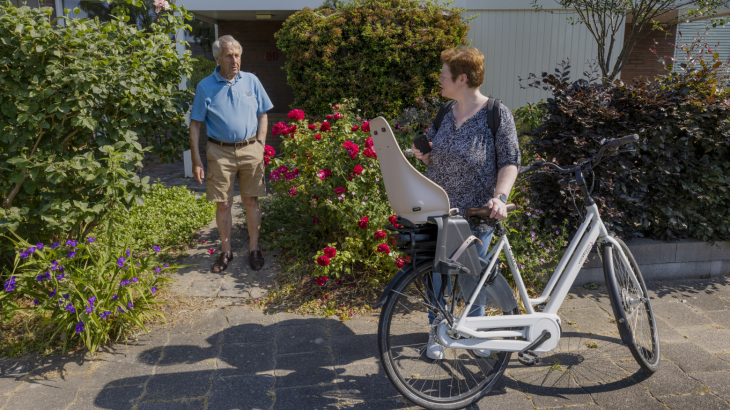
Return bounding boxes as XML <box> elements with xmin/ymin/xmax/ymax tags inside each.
<box><xmin>190</xmin><ymin>66</ymin><xmax>274</xmax><ymax>143</ymax></box>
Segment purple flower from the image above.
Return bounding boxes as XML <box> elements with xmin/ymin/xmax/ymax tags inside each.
<box><xmin>65</xmin><ymin>240</ymin><xmax>78</xmax><ymax>247</ymax></box>
<box><xmin>49</xmin><ymin>289</ymin><xmax>57</xmax><ymax>297</ymax></box>
<box><xmin>111</xmin><ymin>294</ymin><xmax>118</xmax><ymax>300</ymax></box>
<box><xmin>36</xmin><ymin>243</ymin><xmax>44</xmax><ymax>249</ymax></box>
<box><xmin>86</xmin><ymin>306</ymin><xmax>93</xmax><ymax>313</ymax></box>
<box><xmin>136</xmin><ymin>263</ymin><xmax>141</xmax><ymax>267</ymax></box>
<box><xmin>120</xmin><ymin>280</ymin><xmax>131</xmax><ymax>286</ymax></box>
<box><xmin>155</xmin><ymin>267</ymin><xmax>161</xmax><ymax>273</ymax></box>
<box><xmin>56</xmin><ymin>273</ymin><xmax>65</xmax><ymax>280</ymax></box>
<box><xmin>33</xmin><ymin>299</ymin><xmax>40</xmax><ymax>305</ymax></box>
<box><xmin>117</xmin><ymin>307</ymin><xmax>125</xmax><ymax>313</ymax></box>
<box><xmin>51</xmin><ymin>259</ymin><xmax>59</xmax><ymax>266</ymax></box>
<box><xmin>68</xmin><ymin>251</ymin><xmax>76</xmax><ymax>258</ymax></box>
<box><xmin>65</xmin><ymin>305</ymin><xmax>76</xmax><ymax>313</ymax></box>
<box><xmin>62</xmin><ymin>294</ymin><xmax>69</xmax><ymax>299</ymax></box>
<box><xmin>127</xmin><ymin>302</ymin><xmax>134</xmax><ymax>309</ymax></box>
<box><xmin>28</xmin><ymin>246</ymin><xmax>36</xmax><ymax>253</ymax></box>
<box><xmin>37</xmin><ymin>272</ymin><xmax>50</xmax><ymax>281</ymax></box>
<box><xmin>3</xmin><ymin>276</ymin><xmax>17</xmax><ymax>292</ymax></box>
<box><xmin>163</xmin><ymin>263</ymin><xmax>169</xmax><ymax>268</ymax></box>
<box><xmin>116</xmin><ymin>257</ymin><xmax>125</xmax><ymax>267</ymax></box>
<box><xmin>75</xmin><ymin>321</ymin><xmax>84</xmax><ymax>334</ymax></box>
<box><xmin>132</xmin><ymin>277</ymin><xmax>138</xmax><ymax>283</ymax></box>
<box><xmin>20</xmin><ymin>251</ymin><xmax>29</xmax><ymax>259</ymax></box>
<box><xmin>153</xmin><ymin>246</ymin><xmax>161</xmax><ymax>252</ymax></box>
<box><xmin>151</xmin><ymin>287</ymin><xmax>158</xmax><ymax>294</ymax></box>
<box><xmin>50</xmin><ymin>242</ymin><xmax>60</xmax><ymax>248</ymax></box>
<box><xmin>100</xmin><ymin>311</ymin><xmax>111</xmax><ymax>319</ymax></box>
<box><xmin>87</xmin><ymin>237</ymin><xmax>95</xmax><ymax>243</ymax></box>
<box><xmin>126</xmin><ymin>250</ymin><xmax>130</xmax><ymax>257</ymax></box>
<box><xmin>88</xmin><ymin>296</ymin><xmax>96</xmax><ymax>305</ymax></box>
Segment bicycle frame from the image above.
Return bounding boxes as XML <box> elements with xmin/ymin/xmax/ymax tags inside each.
<box><xmin>438</xmin><ymin>202</ymin><xmax>638</xmax><ymax>353</ymax></box>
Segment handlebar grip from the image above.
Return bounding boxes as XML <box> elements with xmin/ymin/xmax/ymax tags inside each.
<box><xmin>518</xmin><ymin>165</ymin><xmax>538</xmax><ymax>175</ymax></box>
<box><xmin>606</xmin><ymin>134</ymin><xmax>639</xmax><ymax>149</ymax></box>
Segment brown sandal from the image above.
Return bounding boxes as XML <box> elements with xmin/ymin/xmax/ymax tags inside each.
<box><xmin>249</xmin><ymin>250</ymin><xmax>264</xmax><ymax>271</ymax></box>
<box><xmin>211</xmin><ymin>252</ymin><xmax>233</xmax><ymax>273</ymax></box>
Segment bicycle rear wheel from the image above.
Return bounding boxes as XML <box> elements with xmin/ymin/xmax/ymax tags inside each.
<box><xmin>602</xmin><ymin>237</ymin><xmax>660</xmax><ymax>373</ymax></box>
<box><xmin>377</xmin><ymin>259</ymin><xmax>518</xmax><ymax>410</ymax></box>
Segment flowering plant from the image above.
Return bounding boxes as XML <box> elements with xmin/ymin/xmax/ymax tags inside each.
<box><xmin>262</xmin><ymin>100</ymin><xmax>402</xmax><ymax>283</ymax></box>
<box><xmin>0</xmin><ymin>235</ymin><xmax>171</xmax><ymax>354</ymax></box>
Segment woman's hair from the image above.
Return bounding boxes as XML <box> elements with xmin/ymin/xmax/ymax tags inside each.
<box><xmin>440</xmin><ymin>47</ymin><xmax>485</xmax><ymax>88</ymax></box>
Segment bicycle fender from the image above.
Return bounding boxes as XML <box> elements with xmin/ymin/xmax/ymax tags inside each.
<box><xmin>483</xmin><ymin>273</ymin><xmax>519</xmax><ymax>313</ymax></box>
<box><xmin>373</xmin><ymin>265</ymin><xmax>414</xmax><ymax>309</ymax></box>
<box><xmin>602</xmin><ymin>243</ymin><xmax>635</xmax><ymax>345</ymax></box>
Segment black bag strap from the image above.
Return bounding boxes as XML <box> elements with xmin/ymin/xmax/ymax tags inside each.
<box><xmin>487</xmin><ymin>98</ymin><xmax>501</xmax><ymax>138</ymax></box>
<box><xmin>433</xmin><ymin>100</ymin><xmax>456</xmax><ymax>133</ymax></box>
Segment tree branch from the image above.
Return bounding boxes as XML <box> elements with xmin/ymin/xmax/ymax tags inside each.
<box><xmin>61</xmin><ymin>129</ymin><xmax>80</xmax><ymax>150</ymax></box>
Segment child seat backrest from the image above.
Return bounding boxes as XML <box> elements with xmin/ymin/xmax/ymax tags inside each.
<box><xmin>368</xmin><ymin>117</ymin><xmax>450</xmax><ymax>224</ymax></box>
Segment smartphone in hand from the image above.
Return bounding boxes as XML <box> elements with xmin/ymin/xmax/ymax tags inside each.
<box><xmin>413</xmin><ymin>134</ymin><xmax>431</xmax><ymax>155</ymax></box>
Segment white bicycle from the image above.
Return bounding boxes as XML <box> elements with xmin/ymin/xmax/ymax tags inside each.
<box><xmin>367</xmin><ymin>118</ymin><xmax>659</xmax><ymax>410</ymax></box>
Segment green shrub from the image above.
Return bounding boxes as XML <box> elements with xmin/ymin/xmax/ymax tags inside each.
<box><xmin>0</xmin><ymin>2</ymin><xmax>194</xmax><ymax>255</ymax></box>
<box><xmin>1</xmin><ymin>235</ymin><xmax>173</xmax><ymax>355</ymax></box>
<box><xmin>524</xmin><ymin>57</ymin><xmax>730</xmax><ymax>241</ymax></box>
<box><xmin>113</xmin><ymin>184</ymin><xmax>216</xmax><ymax>251</ymax></box>
<box><xmin>187</xmin><ymin>55</ymin><xmax>217</xmax><ymax>91</ymax></box>
<box><xmin>275</xmin><ymin>0</ymin><xmax>471</xmax><ymax>119</ymax></box>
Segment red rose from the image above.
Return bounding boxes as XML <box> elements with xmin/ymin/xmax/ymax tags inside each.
<box><xmin>374</xmin><ymin>230</ymin><xmax>386</xmax><ymax>240</ymax></box>
<box><xmin>277</xmin><ymin>165</ymin><xmax>289</xmax><ymax>173</ymax></box>
<box><xmin>272</xmin><ymin>121</ymin><xmax>288</xmax><ymax>137</ymax></box>
<box><xmin>347</xmin><ymin>173</ymin><xmax>354</xmax><ymax>181</ymax></box>
<box><xmin>320</xmin><ymin>122</ymin><xmax>331</xmax><ymax>132</ymax></box>
<box><xmin>395</xmin><ymin>257</ymin><xmax>405</xmax><ymax>268</ymax></box>
<box><xmin>263</xmin><ymin>155</ymin><xmax>271</xmax><ymax>166</ymax></box>
<box><xmin>365</xmin><ymin>137</ymin><xmax>374</xmax><ymax>149</ymax></box>
<box><xmin>353</xmin><ymin>165</ymin><xmax>363</xmax><ymax>175</ymax></box>
<box><xmin>343</xmin><ymin>141</ymin><xmax>353</xmax><ymax>149</ymax></box>
<box><xmin>287</xmin><ymin>109</ymin><xmax>305</xmax><ymax>121</ymax></box>
<box><xmin>308</xmin><ymin>124</ymin><xmax>316</xmax><ymax>130</ymax></box>
<box><xmin>334</xmin><ymin>187</ymin><xmax>346</xmax><ymax>194</ymax></box>
<box><xmin>313</xmin><ymin>217</ymin><xmax>319</xmax><ymax>223</ymax></box>
<box><xmin>389</xmin><ymin>215</ymin><xmax>402</xmax><ymax>228</ymax></box>
<box><xmin>361</xmin><ymin>122</ymin><xmax>370</xmax><ymax>132</ymax></box>
<box><xmin>363</xmin><ymin>148</ymin><xmax>377</xmax><ymax>158</ymax></box>
<box><xmin>315</xmin><ymin>134</ymin><xmax>322</xmax><ymax>140</ymax></box>
<box><xmin>264</xmin><ymin>145</ymin><xmax>276</xmax><ymax>157</ymax></box>
<box><xmin>289</xmin><ymin>187</ymin><xmax>297</xmax><ymax>196</ymax></box>
<box><xmin>333</xmin><ymin>104</ymin><xmax>340</xmax><ymax>110</ymax></box>
<box><xmin>351</xmin><ymin>125</ymin><xmax>359</xmax><ymax>131</ymax></box>
<box><xmin>284</xmin><ymin>171</ymin><xmax>296</xmax><ymax>181</ymax></box>
<box><xmin>323</xmin><ymin>247</ymin><xmax>336</xmax><ymax>258</ymax></box>
<box><xmin>324</xmin><ymin>169</ymin><xmax>332</xmax><ymax>177</ymax></box>
<box><xmin>312</xmin><ymin>194</ymin><xmax>318</xmax><ymax>200</ymax></box>
<box><xmin>348</xmin><ymin>143</ymin><xmax>360</xmax><ymax>159</ymax></box>
<box><xmin>315</xmin><ymin>274</ymin><xmax>329</xmax><ymax>284</ymax></box>
<box><xmin>358</xmin><ymin>216</ymin><xmax>369</xmax><ymax>229</ymax></box>
<box><xmin>326</xmin><ymin>114</ymin><xmax>333</xmax><ymax>120</ymax></box>
<box><xmin>377</xmin><ymin>243</ymin><xmax>391</xmax><ymax>254</ymax></box>
<box><xmin>284</xmin><ymin>125</ymin><xmax>296</xmax><ymax>135</ymax></box>
<box><xmin>269</xmin><ymin>170</ymin><xmax>281</xmax><ymax>181</ymax></box>
<box><xmin>334</xmin><ymin>112</ymin><xmax>342</xmax><ymax>119</ymax></box>
<box><xmin>317</xmin><ymin>170</ymin><xmax>326</xmax><ymax>180</ymax></box>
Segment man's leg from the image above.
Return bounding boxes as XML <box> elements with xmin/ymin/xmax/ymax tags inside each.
<box><xmin>216</xmin><ymin>200</ymin><xmax>234</xmax><ymax>254</ymax></box>
<box><xmin>241</xmin><ymin>196</ymin><xmax>260</xmax><ymax>252</ymax></box>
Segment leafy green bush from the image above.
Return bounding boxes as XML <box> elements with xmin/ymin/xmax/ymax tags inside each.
<box><xmin>114</xmin><ymin>183</ymin><xmax>216</xmax><ymax>250</ymax></box>
<box><xmin>524</xmin><ymin>55</ymin><xmax>730</xmax><ymax>241</ymax></box>
<box><xmin>0</xmin><ymin>2</ymin><xmax>193</xmax><ymax>255</ymax></box>
<box><xmin>187</xmin><ymin>55</ymin><xmax>217</xmax><ymax>91</ymax></box>
<box><xmin>1</xmin><ymin>235</ymin><xmax>172</xmax><ymax>355</ymax></box>
<box><xmin>275</xmin><ymin>0</ymin><xmax>471</xmax><ymax>119</ymax></box>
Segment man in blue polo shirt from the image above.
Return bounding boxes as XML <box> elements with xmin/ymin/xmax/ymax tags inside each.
<box><xmin>189</xmin><ymin>35</ymin><xmax>273</xmax><ymax>273</ymax></box>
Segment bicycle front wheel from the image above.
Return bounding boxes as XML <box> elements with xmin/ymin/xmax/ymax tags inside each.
<box><xmin>377</xmin><ymin>259</ymin><xmax>517</xmax><ymax>410</ymax></box>
<box><xmin>603</xmin><ymin>237</ymin><xmax>660</xmax><ymax>373</ymax></box>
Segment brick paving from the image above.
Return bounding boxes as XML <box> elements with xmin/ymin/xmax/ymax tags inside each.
<box><xmin>1</xmin><ymin>276</ymin><xmax>729</xmax><ymax>410</ymax></box>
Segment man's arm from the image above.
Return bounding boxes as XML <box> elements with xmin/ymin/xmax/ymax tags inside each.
<box><xmin>189</xmin><ymin>119</ymin><xmax>204</xmax><ymax>184</ymax></box>
<box><xmin>256</xmin><ymin>113</ymin><xmax>268</xmax><ymax>144</ymax></box>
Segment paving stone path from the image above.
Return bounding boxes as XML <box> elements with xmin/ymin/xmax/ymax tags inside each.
<box><xmin>2</xmin><ymin>162</ymin><xmax>730</xmax><ymax>409</ymax></box>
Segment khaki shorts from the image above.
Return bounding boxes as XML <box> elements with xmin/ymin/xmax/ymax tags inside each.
<box><xmin>206</xmin><ymin>139</ymin><xmax>266</xmax><ymax>202</ymax></box>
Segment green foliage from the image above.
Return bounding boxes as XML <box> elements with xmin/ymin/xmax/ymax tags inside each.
<box><xmin>1</xmin><ymin>234</ymin><xmax>172</xmax><ymax>355</ymax></box>
<box><xmin>187</xmin><ymin>55</ymin><xmax>217</xmax><ymax>91</ymax></box>
<box><xmin>0</xmin><ymin>1</ymin><xmax>194</xmax><ymax>254</ymax></box>
<box><xmin>261</xmin><ymin>101</ymin><xmax>402</xmax><ymax>284</ymax></box>
<box><xmin>114</xmin><ymin>183</ymin><xmax>216</xmax><ymax>251</ymax></box>
<box><xmin>524</xmin><ymin>52</ymin><xmax>730</xmax><ymax>242</ymax></box>
<box><xmin>275</xmin><ymin>0</ymin><xmax>471</xmax><ymax>119</ymax></box>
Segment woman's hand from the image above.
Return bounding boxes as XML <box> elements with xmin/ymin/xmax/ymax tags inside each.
<box><xmin>412</xmin><ymin>142</ymin><xmax>433</xmax><ymax>165</ymax></box>
<box><xmin>486</xmin><ymin>198</ymin><xmax>508</xmax><ymax>220</ymax></box>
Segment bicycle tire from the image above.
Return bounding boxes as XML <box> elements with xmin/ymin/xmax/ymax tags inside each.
<box><xmin>377</xmin><ymin>259</ymin><xmax>519</xmax><ymax>410</ymax></box>
<box><xmin>602</xmin><ymin>237</ymin><xmax>660</xmax><ymax>373</ymax></box>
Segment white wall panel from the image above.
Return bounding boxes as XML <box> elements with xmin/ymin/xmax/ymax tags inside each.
<box><xmin>674</xmin><ymin>20</ymin><xmax>730</xmax><ymax>73</ymax></box>
<box><xmin>463</xmin><ymin>10</ymin><xmax>625</xmax><ymax>108</ymax></box>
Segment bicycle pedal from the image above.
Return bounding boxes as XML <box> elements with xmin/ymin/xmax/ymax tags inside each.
<box><xmin>534</xmin><ymin>303</ymin><xmax>547</xmax><ymax>312</ymax></box>
<box><xmin>517</xmin><ymin>350</ymin><xmax>540</xmax><ymax>366</ymax></box>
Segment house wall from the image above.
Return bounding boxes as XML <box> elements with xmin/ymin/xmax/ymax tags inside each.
<box><xmin>621</xmin><ymin>24</ymin><xmax>677</xmax><ymax>82</ymax></box>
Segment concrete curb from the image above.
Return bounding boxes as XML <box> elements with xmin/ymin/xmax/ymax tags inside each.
<box><xmin>576</xmin><ymin>238</ymin><xmax>730</xmax><ymax>285</ymax></box>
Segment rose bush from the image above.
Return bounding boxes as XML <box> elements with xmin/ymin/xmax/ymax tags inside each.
<box><xmin>262</xmin><ymin>100</ymin><xmax>403</xmax><ymax>284</ymax></box>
